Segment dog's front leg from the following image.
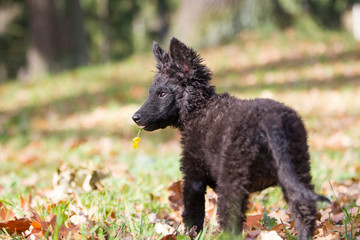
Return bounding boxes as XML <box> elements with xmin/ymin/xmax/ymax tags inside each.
<box><xmin>182</xmin><ymin>177</ymin><xmax>206</xmax><ymax>233</ymax></box>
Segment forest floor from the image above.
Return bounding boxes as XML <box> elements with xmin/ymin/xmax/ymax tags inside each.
<box><xmin>0</xmin><ymin>29</ymin><xmax>359</xmax><ymax>239</ymax></box>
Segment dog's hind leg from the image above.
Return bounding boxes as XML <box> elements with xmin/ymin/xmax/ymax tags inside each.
<box><xmin>260</xmin><ymin>115</ymin><xmax>327</xmax><ymax>240</ymax></box>
<box><xmin>285</xmin><ymin>129</ymin><xmax>321</xmax><ymax>240</ymax></box>
<box><xmin>217</xmin><ymin>180</ymin><xmax>250</xmax><ymax>235</ymax></box>
<box><xmin>286</xmin><ymin>194</ymin><xmax>317</xmax><ymax>240</ymax></box>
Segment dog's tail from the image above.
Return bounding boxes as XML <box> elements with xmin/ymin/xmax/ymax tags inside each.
<box><xmin>260</xmin><ymin>115</ymin><xmax>330</xmax><ymax>204</ymax></box>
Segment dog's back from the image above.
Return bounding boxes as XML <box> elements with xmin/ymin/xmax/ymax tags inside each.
<box><xmin>180</xmin><ymin>95</ymin><xmax>306</xmax><ymax>191</ymax></box>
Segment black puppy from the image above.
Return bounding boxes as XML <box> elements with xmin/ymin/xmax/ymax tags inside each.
<box><xmin>132</xmin><ymin>38</ymin><xmax>329</xmax><ymax>239</ymax></box>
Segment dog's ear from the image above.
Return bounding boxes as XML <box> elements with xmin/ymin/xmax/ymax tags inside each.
<box><xmin>169</xmin><ymin>37</ymin><xmax>212</xmax><ymax>84</ymax></box>
<box><xmin>169</xmin><ymin>37</ymin><xmax>197</xmax><ymax>75</ymax></box>
<box><xmin>153</xmin><ymin>41</ymin><xmax>169</xmax><ymax>71</ymax></box>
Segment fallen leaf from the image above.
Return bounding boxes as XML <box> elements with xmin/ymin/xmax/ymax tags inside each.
<box><xmin>246</xmin><ymin>229</ymin><xmax>262</xmax><ymax>238</ymax></box>
<box><xmin>188</xmin><ymin>225</ymin><xmax>198</xmax><ymax>238</ymax></box>
<box><xmin>168</xmin><ymin>181</ymin><xmax>183</xmax><ymax>211</ymax></box>
<box><xmin>246</xmin><ymin>214</ymin><xmax>263</xmax><ymax>229</ymax></box>
<box><xmin>121</xmin><ymin>233</ymin><xmax>133</xmax><ymax>240</ymax></box>
<box><xmin>160</xmin><ymin>234</ymin><xmax>177</xmax><ymax>240</ymax></box>
<box><xmin>20</xmin><ymin>194</ymin><xmax>32</xmax><ymax>211</ymax></box>
<box><xmin>268</xmin><ymin>209</ymin><xmax>290</xmax><ymax>223</ymax></box>
<box><xmin>31</xmin><ymin>220</ymin><xmax>41</xmax><ymax>230</ymax></box>
<box><xmin>331</xmin><ymin>213</ymin><xmax>345</xmax><ymax>224</ymax></box>
<box><xmin>248</xmin><ymin>201</ymin><xmax>265</xmax><ymax>214</ymax></box>
<box><xmin>205</xmin><ymin>197</ymin><xmax>217</xmax><ymax>222</ymax></box>
<box><xmin>0</xmin><ymin>201</ymin><xmax>15</xmax><ymax>221</ymax></box>
<box><xmin>0</xmin><ymin>217</ymin><xmax>32</xmax><ymax>235</ymax></box>
<box><xmin>317</xmin><ymin>231</ymin><xmax>341</xmax><ymax>240</ymax></box>
<box><xmin>27</xmin><ymin>210</ymin><xmax>81</xmax><ymax>239</ymax></box>
<box><xmin>30</xmin><ymin>210</ymin><xmax>52</xmax><ymax>232</ymax></box>
<box><xmin>269</xmin><ymin>224</ymin><xmax>283</xmax><ymax>231</ymax></box>
<box><xmin>323</xmin><ymin>221</ymin><xmax>344</xmax><ymax>233</ymax></box>
<box><xmin>57</xmin><ymin>222</ymin><xmax>80</xmax><ymax>239</ymax></box>
<box><xmin>29</xmin><ymin>219</ymin><xmax>46</xmax><ymax>238</ymax></box>
<box><xmin>256</xmin><ymin>230</ymin><xmax>282</xmax><ymax>240</ymax></box>
<box><xmin>331</xmin><ymin>201</ymin><xmax>341</xmax><ymax>214</ymax></box>
<box><xmin>155</xmin><ymin>222</ymin><xmax>175</xmax><ymax>236</ymax></box>
<box><xmin>70</xmin><ymin>214</ymin><xmax>88</xmax><ymax>226</ymax></box>
<box><xmin>63</xmin><ymin>138</ymin><xmax>86</xmax><ymax>150</ymax></box>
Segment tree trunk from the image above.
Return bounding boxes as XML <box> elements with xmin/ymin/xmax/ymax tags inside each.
<box><xmin>97</xmin><ymin>0</ymin><xmax>110</xmax><ymax>62</ymax></box>
<box><xmin>157</xmin><ymin>0</ymin><xmax>171</xmax><ymax>43</ymax></box>
<box><xmin>170</xmin><ymin>0</ymin><xmax>242</xmax><ymax>47</ymax></box>
<box><xmin>64</xmin><ymin>0</ymin><xmax>88</xmax><ymax>67</ymax></box>
<box><xmin>25</xmin><ymin>0</ymin><xmax>61</xmax><ymax>78</ymax></box>
<box><xmin>170</xmin><ymin>0</ymin><xmax>271</xmax><ymax>47</ymax></box>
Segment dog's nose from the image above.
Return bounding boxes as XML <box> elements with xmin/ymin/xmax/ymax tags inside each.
<box><xmin>132</xmin><ymin>113</ymin><xmax>141</xmax><ymax>123</ymax></box>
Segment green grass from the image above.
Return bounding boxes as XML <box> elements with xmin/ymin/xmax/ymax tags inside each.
<box><xmin>0</xmin><ymin>28</ymin><xmax>360</xmax><ymax>239</ymax></box>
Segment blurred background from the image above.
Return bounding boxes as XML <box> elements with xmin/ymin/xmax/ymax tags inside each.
<box><xmin>0</xmin><ymin>0</ymin><xmax>359</xmax><ymax>229</ymax></box>
<box><xmin>1</xmin><ymin>0</ymin><xmax>360</xmax><ymax>81</ymax></box>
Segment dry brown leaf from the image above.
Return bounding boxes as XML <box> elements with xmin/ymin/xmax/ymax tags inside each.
<box><xmin>246</xmin><ymin>229</ymin><xmax>262</xmax><ymax>238</ymax></box>
<box><xmin>0</xmin><ymin>217</ymin><xmax>32</xmax><ymax>235</ymax></box>
<box><xmin>0</xmin><ymin>202</ymin><xmax>15</xmax><ymax>221</ymax></box>
<box><xmin>349</xmin><ymin>206</ymin><xmax>360</xmax><ymax>216</ymax></box>
<box><xmin>63</xmin><ymin>138</ymin><xmax>86</xmax><ymax>150</ymax></box>
<box><xmin>168</xmin><ymin>181</ymin><xmax>183</xmax><ymax>211</ymax></box>
<box><xmin>70</xmin><ymin>214</ymin><xmax>88</xmax><ymax>226</ymax></box>
<box><xmin>331</xmin><ymin>213</ymin><xmax>344</xmax><ymax>224</ymax></box>
<box><xmin>160</xmin><ymin>234</ymin><xmax>177</xmax><ymax>240</ymax></box>
<box><xmin>20</xmin><ymin>155</ymin><xmax>39</xmax><ymax>166</ymax></box>
<box><xmin>20</xmin><ymin>194</ymin><xmax>32</xmax><ymax>211</ymax></box>
<box><xmin>315</xmin><ymin>231</ymin><xmax>341</xmax><ymax>240</ymax></box>
<box><xmin>188</xmin><ymin>225</ymin><xmax>198</xmax><ymax>238</ymax></box>
<box><xmin>57</xmin><ymin>222</ymin><xmax>80</xmax><ymax>239</ymax></box>
<box><xmin>323</xmin><ymin>221</ymin><xmax>344</xmax><ymax>234</ymax></box>
<box><xmin>248</xmin><ymin>201</ymin><xmax>265</xmax><ymax>214</ymax></box>
<box><xmin>28</xmin><ymin>210</ymin><xmax>81</xmax><ymax>239</ymax></box>
<box><xmin>17</xmin><ymin>141</ymin><xmax>42</xmax><ymax>166</ymax></box>
<box><xmin>324</xmin><ymin>131</ymin><xmax>353</xmax><ymax>150</ymax></box>
<box><xmin>205</xmin><ymin>196</ymin><xmax>217</xmax><ymax>223</ymax></box>
<box><xmin>268</xmin><ymin>209</ymin><xmax>290</xmax><ymax>223</ymax></box>
<box><xmin>154</xmin><ymin>222</ymin><xmax>175</xmax><ymax>236</ymax></box>
<box><xmin>256</xmin><ymin>230</ymin><xmax>282</xmax><ymax>240</ymax></box>
<box><xmin>320</xmin><ymin>207</ymin><xmax>332</xmax><ymax>222</ymax></box>
<box><xmin>29</xmin><ymin>220</ymin><xmax>46</xmax><ymax>238</ymax></box>
<box><xmin>246</xmin><ymin>214</ymin><xmax>263</xmax><ymax>230</ymax></box>
<box><xmin>31</xmin><ymin>220</ymin><xmax>41</xmax><ymax>230</ymax></box>
<box><xmin>121</xmin><ymin>233</ymin><xmax>133</xmax><ymax>240</ymax></box>
<box><xmin>30</xmin><ymin>210</ymin><xmax>51</xmax><ymax>232</ymax></box>
<box><xmin>331</xmin><ymin>201</ymin><xmax>341</xmax><ymax>214</ymax></box>
<box><xmin>269</xmin><ymin>224</ymin><xmax>284</xmax><ymax>231</ymax></box>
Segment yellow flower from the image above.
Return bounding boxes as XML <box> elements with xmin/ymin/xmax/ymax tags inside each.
<box><xmin>133</xmin><ymin>137</ymin><xmax>141</xmax><ymax>143</ymax></box>
<box><xmin>131</xmin><ymin>128</ymin><xmax>143</xmax><ymax>149</ymax></box>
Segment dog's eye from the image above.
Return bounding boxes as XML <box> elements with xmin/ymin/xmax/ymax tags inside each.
<box><xmin>158</xmin><ymin>92</ymin><xmax>167</xmax><ymax>98</ymax></box>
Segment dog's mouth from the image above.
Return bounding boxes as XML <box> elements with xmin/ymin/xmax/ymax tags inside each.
<box><xmin>133</xmin><ymin>117</ymin><xmax>156</xmax><ymax>131</ymax></box>
<box><xmin>135</xmin><ymin>123</ymin><xmax>147</xmax><ymax>130</ymax></box>
<box><xmin>142</xmin><ymin>124</ymin><xmax>156</xmax><ymax>131</ymax></box>
<box><xmin>133</xmin><ymin>115</ymin><xmax>172</xmax><ymax>132</ymax></box>
<box><xmin>139</xmin><ymin>123</ymin><xmax>161</xmax><ymax>132</ymax></box>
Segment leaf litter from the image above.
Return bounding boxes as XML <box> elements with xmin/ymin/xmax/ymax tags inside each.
<box><xmin>0</xmin><ymin>131</ymin><xmax>359</xmax><ymax>238</ymax></box>
<box><xmin>162</xmin><ymin>179</ymin><xmax>360</xmax><ymax>239</ymax></box>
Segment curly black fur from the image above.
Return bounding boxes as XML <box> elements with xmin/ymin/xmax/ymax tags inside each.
<box><xmin>132</xmin><ymin>38</ymin><xmax>329</xmax><ymax>240</ymax></box>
